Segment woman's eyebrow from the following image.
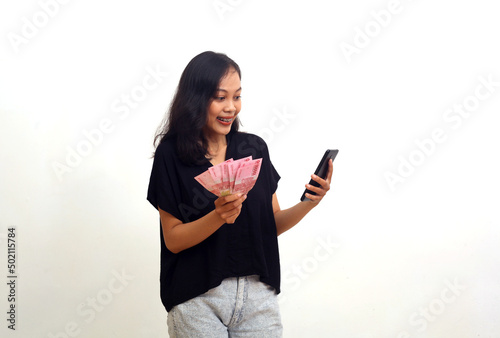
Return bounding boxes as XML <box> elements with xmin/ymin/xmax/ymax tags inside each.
<box><xmin>216</xmin><ymin>87</ymin><xmax>242</xmax><ymax>92</ymax></box>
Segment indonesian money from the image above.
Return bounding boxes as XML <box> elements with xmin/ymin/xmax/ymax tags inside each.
<box><xmin>195</xmin><ymin>156</ymin><xmax>262</xmax><ymax>197</ymax></box>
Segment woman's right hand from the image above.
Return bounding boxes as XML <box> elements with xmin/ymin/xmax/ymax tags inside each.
<box><xmin>214</xmin><ymin>193</ymin><xmax>247</xmax><ymax>224</ymax></box>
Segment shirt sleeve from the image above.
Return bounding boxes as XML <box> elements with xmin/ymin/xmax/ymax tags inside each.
<box><xmin>147</xmin><ymin>142</ymin><xmax>184</xmax><ymax>221</ymax></box>
<box><xmin>253</xmin><ymin>134</ymin><xmax>280</xmax><ymax>194</ymax></box>
<box><xmin>266</xmin><ymin>151</ymin><xmax>280</xmax><ymax>194</ymax></box>
<box><xmin>270</xmin><ymin>161</ymin><xmax>280</xmax><ymax>194</ymax></box>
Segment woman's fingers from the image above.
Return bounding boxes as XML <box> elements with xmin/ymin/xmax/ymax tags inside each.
<box><xmin>222</xmin><ymin>197</ymin><xmax>244</xmax><ymax>223</ymax></box>
<box><xmin>304</xmin><ymin>192</ymin><xmax>321</xmax><ymax>202</ymax></box>
<box><xmin>305</xmin><ymin>159</ymin><xmax>333</xmax><ymax>204</ymax></box>
<box><xmin>221</xmin><ymin>200</ymin><xmax>243</xmax><ymax>218</ymax></box>
<box><xmin>305</xmin><ymin>184</ymin><xmax>325</xmax><ymax>196</ymax></box>
<box><xmin>307</xmin><ymin>177</ymin><xmax>330</xmax><ymax>196</ymax></box>
<box><xmin>310</xmin><ymin>159</ymin><xmax>333</xmax><ymax>190</ymax></box>
<box><xmin>214</xmin><ymin>194</ymin><xmax>247</xmax><ymax>223</ymax></box>
<box><xmin>214</xmin><ymin>193</ymin><xmax>240</xmax><ymax>206</ymax></box>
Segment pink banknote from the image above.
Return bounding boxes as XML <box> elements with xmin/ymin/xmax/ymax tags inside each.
<box><xmin>194</xmin><ymin>170</ymin><xmax>219</xmax><ymax>196</ymax></box>
<box><xmin>195</xmin><ymin>156</ymin><xmax>261</xmax><ymax>197</ymax></box>
<box><xmin>208</xmin><ymin>159</ymin><xmax>233</xmax><ymax>196</ymax></box>
<box><xmin>228</xmin><ymin>156</ymin><xmax>252</xmax><ymax>192</ymax></box>
<box><xmin>232</xmin><ymin>158</ymin><xmax>262</xmax><ymax>195</ymax></box>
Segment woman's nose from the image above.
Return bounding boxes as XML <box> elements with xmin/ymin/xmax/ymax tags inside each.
<box><xmin>224</xmin><ymin>99</ymin><xmax>236</xmax><ymax>112</ymax></box>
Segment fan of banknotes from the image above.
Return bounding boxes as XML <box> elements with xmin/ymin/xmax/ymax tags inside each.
<box><xmin>195</xmin><ymin>156</ymin><xmax>262</xmax><ymax>197</ymax></box>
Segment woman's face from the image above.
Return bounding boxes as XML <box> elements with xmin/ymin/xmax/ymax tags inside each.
<box><xmin>204</xmin><ymin>67</ymin><xmax>241</xmax><ymax>140</ymax></box>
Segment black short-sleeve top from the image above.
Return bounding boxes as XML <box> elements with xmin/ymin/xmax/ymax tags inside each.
<box><xmin>147</xmin><ymin>131</ymin><xmax>281</xmax><ymax>312</ymax></box>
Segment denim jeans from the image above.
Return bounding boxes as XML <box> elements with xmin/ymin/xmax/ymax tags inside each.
<box><xmin>167</xmin><ymin>275</ymin><xmax>283</xmax><ymax>337</ymax></box>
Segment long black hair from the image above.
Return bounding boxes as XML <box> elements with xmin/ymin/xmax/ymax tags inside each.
<box><xmin>153</xmin><ymin>51</ymin><xmax>242</xmax><ymax>165</ymax></box>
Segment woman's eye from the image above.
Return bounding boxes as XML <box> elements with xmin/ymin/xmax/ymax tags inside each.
<box><xmin>235</xmin><ymin>96</ymin><xmax>242</xmax><ymax>100</ymax></box>
<box><xmin>215</xmin><ymin>96</ymin><xmax>225</xmax><ymax>101</ymax></box>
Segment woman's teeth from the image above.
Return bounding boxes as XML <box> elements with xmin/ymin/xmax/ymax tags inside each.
<box><xmin>217</xmin><ymin>117</ymin><xmax>232</xmax><ymax>123</ymax></box>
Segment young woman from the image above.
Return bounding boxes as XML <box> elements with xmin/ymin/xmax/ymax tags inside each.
<box><xmin>147</xmin><ymin>51</ymin><xmax>333</xmax><ymax>337</ymax></box>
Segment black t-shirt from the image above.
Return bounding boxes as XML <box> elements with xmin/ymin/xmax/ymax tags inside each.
<box><xmin>147</xmin><ymin>131</ymin><xmax>281</xmax><ymax>312</ymax></box>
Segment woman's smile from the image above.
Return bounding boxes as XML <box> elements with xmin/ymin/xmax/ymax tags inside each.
<box><xmin>216</xmin><ymin>116</ymin><xmax>234</xmax><ymax>125</ymax></box>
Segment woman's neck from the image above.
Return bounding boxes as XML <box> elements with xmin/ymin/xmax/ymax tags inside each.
<box><xmin>206</xmin><ymin>134</ymin><xmax>227</xmax><ymax>155</ymax></box>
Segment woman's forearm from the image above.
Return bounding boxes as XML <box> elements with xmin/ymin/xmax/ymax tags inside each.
<box><xmin>162</xmin><ymin>210</ymin><xmax>225</xmax><ymax>254</ymax></box>
<box><xmin>161</xmin><ymin>194</ymin><xmax>246</xmax><ymax>254</ymax></box>
<box><xmin>274</xmin><ymin>201</ymin><xmax>316</xmax><ymax>236</ymax></box>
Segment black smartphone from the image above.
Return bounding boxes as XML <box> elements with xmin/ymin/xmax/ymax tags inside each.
<box><xmin>300</xmin><ymin>149</ymin><xmax>339</xmax><ymax>202</ymax></box>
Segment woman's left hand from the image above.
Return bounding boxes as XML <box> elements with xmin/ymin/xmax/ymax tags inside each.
<box><xmin>304</xmin><ymin>159</ymin><xmax>333</xmax><ymax>205</ymax></box>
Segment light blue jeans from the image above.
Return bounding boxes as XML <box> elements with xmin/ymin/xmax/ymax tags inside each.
<box><xmin>167</xmin><ymin>275</ymin><xmax>283</xmax><ymax>337</ymax></box>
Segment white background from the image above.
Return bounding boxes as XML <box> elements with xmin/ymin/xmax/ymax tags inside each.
<box><xmin>1</xmin><ymin>0</ymin><xmax>499</xmax><ymax>337</ymax></box>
